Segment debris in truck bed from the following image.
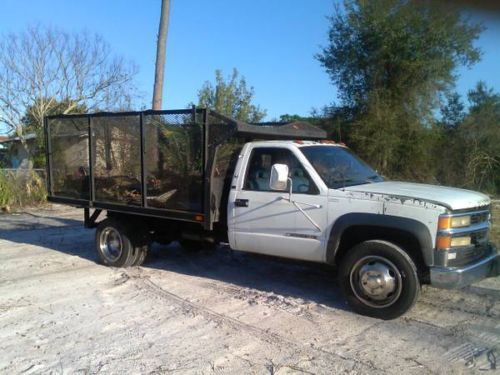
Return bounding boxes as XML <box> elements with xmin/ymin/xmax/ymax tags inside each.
<box><xmin>148</xmin><ymin>189</ymin><xmax>177</xmax><ymax>205</ymax></box>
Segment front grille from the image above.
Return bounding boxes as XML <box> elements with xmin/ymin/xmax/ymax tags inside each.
<box><xmin>471</xmin><ymin>210</ymin><xmax>490</xmax><ymax>225</ymax></box>
<box><xmin>447</xmin><ymin>244</ymin><xmax>490</xmax><ymax>267</ymax></box>
<box><xmin>471</xmin><ymin>230</ymin><xmax>488</xmax><ymax>246</ymax></box>
<box><xmin>439</xmin><ymin>206</ymin><xmax>492</xmax><ymax>268</ymax></box>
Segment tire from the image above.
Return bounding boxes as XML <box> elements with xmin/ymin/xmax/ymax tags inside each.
<box><xmin>129</xmin><ymin>231</ymin><xmax>150</xmax><ymax>267</ymax></box>
<box><xmin>131</xmin><ymin>244</ymin><xmax>149</xmax><ymax>266</ymax></box>
<box><xmin>338</xmin><ymin>240</ymin><xmax>420</xmax><ymax>320</ymax></box>
<box><xmin>95</xmin><ymin>218</ymin><xmax>149</xmax><ymax>267</ymax></box>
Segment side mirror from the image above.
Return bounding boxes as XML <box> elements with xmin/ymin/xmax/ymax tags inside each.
<box><xmin>269</xmin><ymin>164</ymin><xmax>289</xmax><ymax>191</ymax></box>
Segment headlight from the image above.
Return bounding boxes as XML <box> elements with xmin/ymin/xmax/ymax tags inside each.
<box><xmin>438</xmin><ymin>215</ymin><xmax>471</xmax><ymax>229</ymax></box>
<box><xmin>450</xmin><ymin>236</ymin><xmax>471</xmax><ymax>247</ymax></box>
<box><xmin>451</xmin><ymin>216</ymin><xmax>471</xmax><ymax>228</ymax></box>
<box><xmin>436</xmin><ymin>235</ymin><xmax>471</xmax><ymax>250</ymax></box>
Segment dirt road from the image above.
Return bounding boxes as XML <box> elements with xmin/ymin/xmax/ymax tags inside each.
<box><xmin>0</xmin><ymin>205</ymin><xmax>499</xmax><ymax>374</ymax></box>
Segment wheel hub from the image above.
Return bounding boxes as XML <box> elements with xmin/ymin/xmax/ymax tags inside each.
<box><xmin>359</xmin><ymin>262</ymin><xmax>396</xmax><ymax>300</ymax></box>
<box><xmin>100</xmin><ymin>227</ymin><xmax>123</xmax><ymax>262</ymax></box>
<box><xmin>349</xmin><ymin>255</ymin><xmax>403</xmax><ymax>308</ymax></box>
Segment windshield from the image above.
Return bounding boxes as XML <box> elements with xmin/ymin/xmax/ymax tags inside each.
<box><xmin>300</xmin><ymin>146</ymin><xmax>383</xmax><ymax>189</ymax></box>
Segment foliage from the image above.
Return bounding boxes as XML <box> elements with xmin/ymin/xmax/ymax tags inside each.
<box><xmin>458</xmin><ymin>82</ymin><xmax>500</xmax><ymax>193</ymax></box>
<box><xmin>0</xmin><ymin>169</ymin><xmax>46</xmax><ymax>208</ymax></box>
<box><xmin>424</xmin><ymin>83</ymin><xmax>500</xmax><ymax>195</ymax></box>
<box><xmin>198</xmin><ymin>69</ymin><xmax>266</xmax><ymax>123</ymax></box>
<box><xmin>440</xmin><ymin>92</ymin><xmax>466</xmax><ymax>129</ymax></box>
<box><xmin>318</xmin><ymin>0</ymin><xmax>482</xmax><ymax>108</ymax></box>
<box><xmin>316</xmin><ymin>0</ymin><xmax>483</xmax><ymax>179</ymax></box>
<box><xmin>302</xmin><ymin>82</ymin><xmax>500</xmax><ymax>194</ymax></box>
<box><xmin>279</xmin><ymin>114</ymin><xmax>304</xmax><ymax>123</ymax></box>
<box><xmin>155</xmin><ymin>121</ymin><xmax>203</xmax><ymax>175</ymax></box>
<box><xmin>20</xmin><ymin>98</ymin><xmax>88</xmax><ymax>168</ymax></box>
<box><xmin>0</xmin><ymin>24</ymin><xmax>138</xmax><ymax>155</ymax></box>
<box><xmin>492</xmin><ymin>203</ymin><xmax>500</xmax><ymax>244</ymax></box>
<box><xmin>0</xmin><ymin>172</ymin><xmax>14</xmax><ymax>207</ymax></box>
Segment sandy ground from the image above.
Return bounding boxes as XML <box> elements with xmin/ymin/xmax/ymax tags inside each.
<box><xmin>0</xmin><ymin>204</ymin><xmax>499</xmax><ymax>374</ymax></box>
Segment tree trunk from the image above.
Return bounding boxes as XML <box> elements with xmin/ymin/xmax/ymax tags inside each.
<box><xmin>152</xmin><ymin>0</ymin><xmax>170</xmax><ymax>110</ymax></box>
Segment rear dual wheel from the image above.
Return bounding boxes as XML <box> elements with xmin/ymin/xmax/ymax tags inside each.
<box><xmin>96</xmin><ymin>218</ymin><xmax>149</xmax><ymax>267</ymax></box>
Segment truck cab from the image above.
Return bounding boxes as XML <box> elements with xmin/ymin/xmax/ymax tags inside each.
<box><xmin>228</xmin><ymin>140</ymin><xmax>498</xmax><ymax>319</ymax></box>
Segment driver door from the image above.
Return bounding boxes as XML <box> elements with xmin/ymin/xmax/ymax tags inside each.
<box><xmin>229</xmin><ymin>147</ymin><xmax>327</xmax><ymax>262</ymax></box>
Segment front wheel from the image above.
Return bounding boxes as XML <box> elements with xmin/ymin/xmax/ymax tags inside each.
<box><xmin>338</xmin><ymin>240</ymin><xmax>420</xmax><ymax>319</ymax></box>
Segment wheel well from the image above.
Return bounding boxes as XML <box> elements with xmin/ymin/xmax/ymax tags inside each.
<box><xmin>333</xmin><ymin>225</ymin><xmax>429</xmax><ymax>280</ymax></box>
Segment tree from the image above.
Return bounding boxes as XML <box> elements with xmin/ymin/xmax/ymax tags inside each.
<box><xmin>459</xmin><ymin>82</ymin><xmax>500</xmax><ymax>193</ymax></box>
<box><xmin>279</xmin><ymin>114</ymin><xmax>304</xmax><ymax>123</ymax></box>
<box><xmin>198</xmin><ymin>69</ymin><xmax>266</xmax><ymax>123</ymax></box>
<box><xmin>21</xmin><ymin>98</ymin><xmax>88</xmax><ymax>168</ymax></box>
<box><xmin>0</xmin><ymin>25</ymin><xmax>138</xmax><ymax>151</ymax></box>
<box><xmin>433</xmin><ymin>92</ymin><xmax>466</xmax><ymax>186</ymax></box>
<box><xmin>440</xmin><ymin>92</ymin><xmax>465</xmax><ymax>129</ymax></box>
<box><xmin>152</xmin><ymin>0</ymin><xmax>171</xmax><ymax>110</ymax></box>
<box><xmin>279</xmin><ymin>108</ymin><xmax>352</xmax><ymax>143</ymax></box>
<box><xmin>317</xmin><ymin>0</ymin><xmax>482</xmax><ymax>178</ymax></box>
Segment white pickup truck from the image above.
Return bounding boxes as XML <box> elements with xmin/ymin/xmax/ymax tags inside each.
<box><xmin>45</xmin><ymin>108</ymin><xmax>499</xmax><ymax>319</ymax></box>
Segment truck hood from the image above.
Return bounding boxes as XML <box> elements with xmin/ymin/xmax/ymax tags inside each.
<box><xmin>343</xmin><ymin>181</ymin><xmax>490</xmax><ymax>211</ymax></box>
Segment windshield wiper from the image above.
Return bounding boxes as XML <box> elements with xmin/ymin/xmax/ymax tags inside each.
<box><xmin>364</xmin><ymin>175</ymin><xmax>380</xmax><ymax>183</ymax></box>
<box><xmin>331</xmin><ymin>178</ymin><xmax>354</xmax><ymax>184</ymax></box>
<box><xmin>335</xmin><ymin>178</ymin><xmax>381</xmax><ymax>188</ymax></box>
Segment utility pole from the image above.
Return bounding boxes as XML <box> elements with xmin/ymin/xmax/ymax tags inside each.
<box><xmin>152</xmin><ymin>0</ymin><xmax>170</xmax><ymax>109</ymax></box>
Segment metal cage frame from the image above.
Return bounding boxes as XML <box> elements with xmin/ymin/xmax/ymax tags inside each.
<box><xmin>44</xmin><ymin>107</ymin><xmax>326</xmax><ymax>230</ymax></box>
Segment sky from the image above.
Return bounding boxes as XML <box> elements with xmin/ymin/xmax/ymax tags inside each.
<box><xmin>0</xmin><ymin>0</ymin><xmax>499</xmax><ymax>121</ymax></box>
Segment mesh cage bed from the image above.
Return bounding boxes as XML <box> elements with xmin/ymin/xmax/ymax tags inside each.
<box><xmin>45</xmin><ymin>108</ymin><xmax>326</xmax><ymax>228</ymax></box>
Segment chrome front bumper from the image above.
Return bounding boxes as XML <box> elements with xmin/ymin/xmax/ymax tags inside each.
<box><xmin>430</xmin><ymin>243</ymin><xmax>499</xmax><ymax>289</ymax></box>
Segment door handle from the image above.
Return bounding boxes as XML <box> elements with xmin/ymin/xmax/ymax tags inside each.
<box><xmin>234</xmin><ymin>199</ymin><xmax>249</xmax><ymax>207</ymax></box>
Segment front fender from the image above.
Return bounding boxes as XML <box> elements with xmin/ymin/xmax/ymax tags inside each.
<box><xmin>327</xmin><ymin>213</ymin><xmax>434</xmax><ymax>266</ymax></box>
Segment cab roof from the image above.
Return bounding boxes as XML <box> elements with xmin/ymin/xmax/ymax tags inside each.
<box><xmin>248</xmin><ymin>140</ymin><xmax>346</xmax><ymax>148</ymax></box>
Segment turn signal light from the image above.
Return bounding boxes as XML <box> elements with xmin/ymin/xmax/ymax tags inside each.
<box><xmin>438</xmin><ymin>217</ymin><xmax>451</xmax><ymax>230</ymax></box>
<box><xmin>436</xmin><ymin>235</ymin><xmax>451</xmax><ymax>250</ymax></box>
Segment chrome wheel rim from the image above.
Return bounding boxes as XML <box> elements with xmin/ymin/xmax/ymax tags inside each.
<box><xmin>349</xmin><ymin>255</ymin><xmax>403</xmax><ymax>308</ymax></box>
<box><xmin>99</xmin><ymin>227</ymin><xmax>123</xmax><ymax>262</ymax></box>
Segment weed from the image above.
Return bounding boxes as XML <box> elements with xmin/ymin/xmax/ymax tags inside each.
<box><xmin>0</xmin><ymin>169</ymin><xmax>46</xmax><ymax>209</ymax></box>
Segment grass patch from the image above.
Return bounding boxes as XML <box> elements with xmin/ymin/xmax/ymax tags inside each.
<box><xmin>0</xmin><ymin>169</ymin><xmax>46</xmax><ymax>210</ymax></box>
<box><xmin>491</xmin><ymin>201</ymin><xmax>500</xmax><ymax>245</ymax></box>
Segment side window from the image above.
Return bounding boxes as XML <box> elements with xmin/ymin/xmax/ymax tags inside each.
<box><xmin>244</xmin><ymin>148</ymin><xmax>318</xmax><ymax>194</ymax></box>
